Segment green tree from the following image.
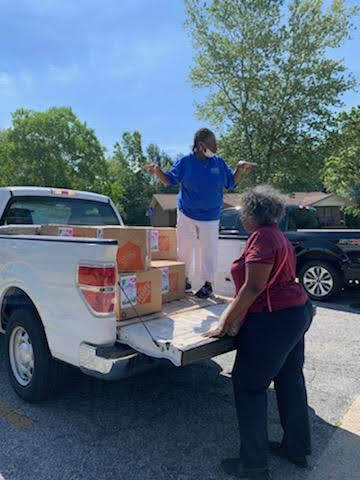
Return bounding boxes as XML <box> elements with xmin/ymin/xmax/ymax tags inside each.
<box><xmin>185</xmin><ymin>0</ymin><xmax>359</xmax><ymax>192</ymax></box>
<box><xmin>323</xmin><ymin>106</ymin><xmax>360</xmax><ymax>227</ymax></box>
<box><xmin>0</xmin><ymin>107</ymin><xmax>108</xmax><ymax>192</ymax></box>
<box><xmin>146</xmin><ymin>143</ymin><xmax>172</xmax><ymax>170</ymax></box>
<box><xmin>0</xmin><ymin>129</ymin><xmax>16</xmax><ymax>185</ymax></box>
<box><xmin>323</xmin><ymin>106</ymin><xmax>360</xmax><ymax>197</ymax></box>
<box><xmin>349</xmin><ymin>185</ymin><xmax>360</xmax><ymax>205</ymax></box>
<box><xmin>121</xmin><ymin>131</ymin><xmax>147</xmax><ymax>172</ymax></box>
<box><xmin>108</xmin><ymin>131</ymin><xmax>173</xmax><ymax>225</ymax></box>
<box><xmin>146</xmin><ymin>143</ymin><xmax>173</xmax><ymax>191</ymax></box>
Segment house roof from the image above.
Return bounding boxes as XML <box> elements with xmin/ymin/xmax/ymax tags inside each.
<box><xmin>223</xmin><ymin>193</ymin><xmax>243</xmax><ymax>207</ymax></box>
<box><xmin>151</xmin><ymin>194</ymin><xmax>178</xmax><ymax>210</ymax></box>
<box><xmin>151</xmin><ymin>192</ymin><xmax>340</xmax><ymax>210</ymax></box>
<box><xmin>223</xmin><ymin>192</ymin><xmax>336</xmax><ymax>208</ymax></box>
<box><xmin>283</xmin><ymin>192</ymin><xmax>333</xmax><ymax>207</ymax></box>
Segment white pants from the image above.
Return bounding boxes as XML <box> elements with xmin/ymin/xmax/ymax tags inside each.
<box><xmin>177</xmin><ymin>210</ymin><xmax>219</xmax><ymax>284</ymax></box>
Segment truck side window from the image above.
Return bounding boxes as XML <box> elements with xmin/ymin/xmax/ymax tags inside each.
<box><xmin>1</xmin><ymin>197</ymin><xmax>120</xmax><ymax>226</ymax></box>
<box><xmin>291</xmin><ymin>207</ymin><xmax>320</xmax><ymax>230</ymax></box>
<box><xmin>3</xmin><ymin>207</ymin><xmax>34</xmax><ymax>225</ymax></box>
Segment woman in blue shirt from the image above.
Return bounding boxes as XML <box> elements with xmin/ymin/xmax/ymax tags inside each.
<box><xmin>145</xmin><ymin>128</ymin><xmax>254</xmax><ymax>298</ymax></box>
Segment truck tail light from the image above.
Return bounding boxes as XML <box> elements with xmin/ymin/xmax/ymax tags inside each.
<box><xmin>77</xmin><ymin>264</ymin><xmax>116</xmax><ymax>315</ymax></box>
<box><xmin>78</xmin><ymin>266</ymin><xmax>115</xmax><ymax>287</ymax></box>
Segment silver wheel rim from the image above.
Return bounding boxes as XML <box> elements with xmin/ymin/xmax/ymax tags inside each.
<box><xmin>9</xmin><ymin>326</ymin><xmax>34</xmax><ymax>386</ymax></box>
<box><xmin>303</xmin><ymin>266</ymin><xmax>334</xmax><ymax>298</ymax></box>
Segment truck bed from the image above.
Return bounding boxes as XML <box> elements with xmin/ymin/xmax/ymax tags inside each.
<box><xmin>117</xmin><ymin>295</ymin><xmax>236</xmax><ymax>366</ymax></box>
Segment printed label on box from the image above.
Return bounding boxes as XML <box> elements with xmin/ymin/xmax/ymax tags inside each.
<box><xmin>120</xmin><ymin>275</ymin><xmax>137</xmax><ymax>309</ymax></box>
<box><xmin>161</xmin><ymin>267</ymin><xmax>170</xmax><ymax>294</ymax></box>
<box><xmin>137</xmin><ymin>281</ymin><xmax>152</xmax><ymax>305</ymax></box>
<box><xmin>158</xmin><ymin>234</ymin><xmax>170</xmax><ymax>252</ymax></box>
<box><xmin>96</xmin><ymin>228</ymin><xmax>104</xmax><ymax>239</ymax></box>
<box><xmin>58</xmin><ymin>227</ymin><xmax>73</xmax><ymax>237</ymax></box>
<box><xmin>117</xmin><ymin>242</ymin><xmax>144</xmax><ymax>271</ymax></box>
<box><xmin>151</xmin><ymin>230</ymin><xmax>159</xmax><ymax>252</ymax></box>
<box><xmin>169</xmin><ymin>272</ymin><xmax>178</xmax><ymax>293</ymax></box>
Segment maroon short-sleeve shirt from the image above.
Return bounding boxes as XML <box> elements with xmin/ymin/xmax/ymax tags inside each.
<box><xmin>231</xmin><ymin>224</ymin><xmax>308</xmax><ymax>313</ymax></box>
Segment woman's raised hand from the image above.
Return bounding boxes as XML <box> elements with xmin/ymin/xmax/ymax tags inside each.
<box><xmin>237</xmin><ymin>161</ymin><xmax>257</xmax><ymax>171</ymax></box>
<box><xmin>144</xmin><ymin>164</ymin><xmax>160</xmax><ymax>175</ymax></box>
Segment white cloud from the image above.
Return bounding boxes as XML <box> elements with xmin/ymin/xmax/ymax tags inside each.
<box><xmin>0</xmin><ymin>72</ymin><xmax>16</xmax><ymax>96</ymax></box>
<box><xmin>48</xmin><ymin>64</ymin><xmax>80</xmax><ymax>84</ymax></box>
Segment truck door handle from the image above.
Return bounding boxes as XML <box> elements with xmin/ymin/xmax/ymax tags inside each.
<box><xmin>225</xmin><ymin>277</ymin><xmax>231</xmax><ymax>282</ymax></box>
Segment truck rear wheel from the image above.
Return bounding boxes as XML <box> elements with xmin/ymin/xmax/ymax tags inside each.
<box><xmin>299</xmin><ymin>261</ymin><xmax>343</xmax><ymax>301</ymax></box>
<box><xmin>5</xmin><ymin>308</ymin><xmax>59</xmax><ymax>402</ymax></box>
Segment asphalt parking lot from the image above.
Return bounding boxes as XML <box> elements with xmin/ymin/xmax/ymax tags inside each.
<box><xmin>0</xmin><ymin>288</ymin><xmax>359</xmax><ymax>480</ymax></box>
<box><xmin>315</xmin><ymin>286</ymin><xmax>360</xmax><ymax>312</ymax></box>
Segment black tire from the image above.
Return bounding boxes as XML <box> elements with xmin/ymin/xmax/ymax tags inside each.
<box><xmin>299</xmin><ymin>260</ymin><xmax>343</xmax><ymax>301</ymax></box>
<box><xmin>5</xmin><ymin>308</ymin><xmax>60</xmax><ymax>402</ymax></box>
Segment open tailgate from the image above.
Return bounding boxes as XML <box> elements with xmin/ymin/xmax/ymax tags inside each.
<box><xmin>117</xmin><ymin>302</ymin><xmax>236</xmax><ymax>367</ymax></box>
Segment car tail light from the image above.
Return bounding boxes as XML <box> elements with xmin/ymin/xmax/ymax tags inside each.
<box><xmin>77</xmin><ymin>264</ymin><xmax>116</xmax><ymax>315</ymax></box>
<box><xmin>78</xmin><ymin>266</ymin><xmax>115</xmax><ymax>287</ymax></box>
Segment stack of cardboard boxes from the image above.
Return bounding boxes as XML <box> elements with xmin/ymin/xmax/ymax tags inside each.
<box><xmin>38</xmin><ymin>225</ymin><xmax>186</xmax><ymax>321</ymax></box>
<box><xmin>150</xmin><ymin>227</ymin><xmax>185</xmax><ymax>304</ymax></box>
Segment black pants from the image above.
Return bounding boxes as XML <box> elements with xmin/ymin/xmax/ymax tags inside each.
<box><xmin>232</xmin><ymin>301</ymin><xmax>313</xmax><ymax>471</ymax></box>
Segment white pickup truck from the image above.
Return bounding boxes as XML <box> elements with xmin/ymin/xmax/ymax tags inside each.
<box><xmin>0</xmin><ymin>187</ymin><xmax>232</xmax><ymax>403</ymax></box>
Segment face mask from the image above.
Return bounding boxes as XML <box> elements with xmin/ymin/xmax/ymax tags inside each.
<box><xmin>204</xmin><ymin>148</ymin><xmax>215</xmax><ymax>158</ymax></box>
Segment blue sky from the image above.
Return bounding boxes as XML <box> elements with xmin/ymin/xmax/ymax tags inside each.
<box><xmin>0</xmin><ymin>0</ymin><xmax>359</xmax><ymax>158</ymax></box>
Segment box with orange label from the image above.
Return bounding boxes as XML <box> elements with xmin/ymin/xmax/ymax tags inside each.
<box><xmin>151</xmin><ymin>227</ymin><xmax>177</xmax><ymax>261</ymax></box>
<box><xmin>40</xmin><ymin>225</ymin><xmax>151</xmax><ymax>272</ymax></box>
<box><xmin>151</xmin><ymin>260</ymin><xmax>185</xmax><ymax>303</ymax></box>
<box><xmin>116</xmin><ymin>269</ymin><xmax>162</xmax><ymax>321</ymax></box>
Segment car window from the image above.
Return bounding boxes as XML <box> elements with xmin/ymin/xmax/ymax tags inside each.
<box><xmin>220</xmin><ymin>207</ymin><xmax>289</xmax><ymax>233</ymax></box>
<box><xmin>219</xmin><ymin>209</ymin><xmax>247</xmax><ymax>234</ymax></box>
<box><xmin>289</xmin><ymin>207</ymin><xmax>320</xmax><ymax>230</ymax></box>
<box><xmin>1</xmin><ymin>196</ymin><xmax>120</xmax><ymax>226</ymax></box>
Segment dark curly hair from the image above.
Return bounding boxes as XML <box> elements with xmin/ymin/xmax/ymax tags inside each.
<box><xmin>192</xmin><ymin>128</ymin><xmax>214</xmax><ymax>153</ymax></box>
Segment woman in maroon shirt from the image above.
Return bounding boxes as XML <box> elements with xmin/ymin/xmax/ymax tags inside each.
<box><xmin>204</xmin><ymin>186</ymin><xmax>313</xmax><ymax>480</ymax></box>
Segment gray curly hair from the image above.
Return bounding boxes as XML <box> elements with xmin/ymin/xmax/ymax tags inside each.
<box><xmin>239</xmin><ymin>185</ymin><xmax>285</xmax><ymax>228</ymax></box>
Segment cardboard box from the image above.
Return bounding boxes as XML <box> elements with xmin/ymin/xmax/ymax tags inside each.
<box><xmin>116</xmin><ymin>269</ymin><xmax>162</xmax><ymax>321</ymax></box>
<box><xmin>0</xmin><ymin>225</ymin><xmax>41</xmax><ymax>235</ymax></box>
<box><xmin>40</xmin><ymin>225</ymin><xmax>151</xmax><ymax>272</ymax></box>
<box><xmin>151</xmin><ymin>227</ymin><xmax>177</xmax><ymax>261</ymax></box>
<box><xmin>151</xmin><ymin>260</ymin><xmax>185</xmax><ymax>303</ymax></box>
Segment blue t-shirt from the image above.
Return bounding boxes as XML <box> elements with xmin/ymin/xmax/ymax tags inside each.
<box><xmin>164</xmin><ymin>153</ymin><xmax>235</xmax><ymax>221</ymax></box>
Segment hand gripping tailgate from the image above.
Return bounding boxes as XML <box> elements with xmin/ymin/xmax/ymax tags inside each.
<box><xmin>117</xmin><ymin>303</ymin><xmax>236</xmax><ymax>366</ymax></box>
